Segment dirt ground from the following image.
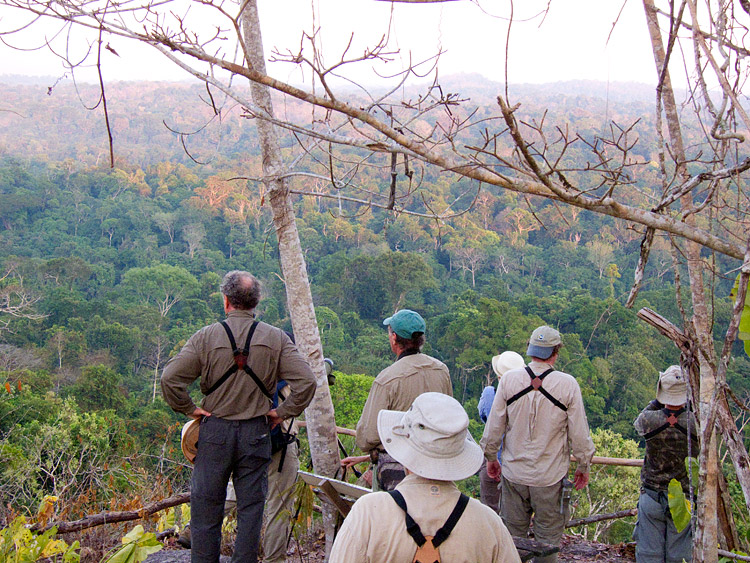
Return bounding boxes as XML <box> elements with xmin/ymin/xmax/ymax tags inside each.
<box><xmin>145</xmin><ymin>533</ymin><xmax>634</xmax><ymax>562</ymax></box>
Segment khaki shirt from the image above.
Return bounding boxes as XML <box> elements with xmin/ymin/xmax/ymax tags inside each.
<box><xmin>160</xmin><ymin>310</ymin><xmax>316</xmax><ymax>421</ymax></box>
<box><xmin>355</xmin><ymin>353</ymin><xmax>452</xmax><ymax>452</ymax></box>
<box><xmin>480</xmin><ymin>360</ymin><xmax>594</xmax><ymax>487</ymax></box>
<box><xmin>329</xmin><ymin>474</ymin><xmax>521</xmax><ymax>563</ymax></box>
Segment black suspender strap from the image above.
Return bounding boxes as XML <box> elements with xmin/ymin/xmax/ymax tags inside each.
<box><xmin>388</xmin><ymin>490</ymin><xmax>470</xmax><ymax>549</ymax></box>
<box><xmin>206</xmin><ymin>321</ymin><xmax>272</xmax><ymax>400</ymax></box>
<box><xmin>388</xmin><ymin>490</ymin><xmax>427</xmax><ymax>547</ymax></box>
<box><xmin>431</xmin><ymin>493</ymin><xmax>470</xmax><ymax>548</ymax></box>
<box><xmin>643</xmin><ymin>406</ymin><xmax>690</xmax><ymax>440</ymax></box>
<box><xmin>506</xmin><ymin>367</ymin><xmax>567</xmax><ymax>411</ymax></box>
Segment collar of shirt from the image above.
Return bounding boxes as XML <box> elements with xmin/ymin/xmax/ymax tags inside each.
<box><xmin>397</xmin><ymin>349</ymin><xmax>421</xmax><ymax>361</ymax></box>
<box><xmin>226</xmin><ymin>309</ymin><xmax>256</xmax><ymax>319</ymax></box>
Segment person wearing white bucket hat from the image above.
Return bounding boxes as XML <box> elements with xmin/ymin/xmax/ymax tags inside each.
<box><xmin>632</xmin><ymin>365</ymin><xmax>699</xmax><ymax>563</ymax></box>
<box><xmin>477</xmin><ymin>350</ymin><xmax>525</xmax><ymax>512</ymax></box>
<box><xmin>330</xmin><ymin>392</ymin><xmax>521</xmax><ymax>563</ymax></box>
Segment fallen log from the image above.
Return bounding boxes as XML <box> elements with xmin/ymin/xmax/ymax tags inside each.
<box><xmin>32</xmin><ymin>492</ymin><xmax>191</xmax><ymax>534</ymax></box>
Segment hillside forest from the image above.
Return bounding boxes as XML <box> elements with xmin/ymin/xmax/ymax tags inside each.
<box><xmin>1</xmin><ymin>77</ymin><xmax>749</xmax><ymax>555</ymax></box>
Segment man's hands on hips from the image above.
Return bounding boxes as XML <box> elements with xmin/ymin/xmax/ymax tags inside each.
<box><xmin>573</xmin><ymin>468</ymin><xmax>589</xmax><ymax>490</ymax></box>
<box><xmin>192</xmin><ymin>407</ymin><xmax>211</xmax><ymax>419</ymax></box>
<box><xmin>266</xmin><ymin>408</ymin><xmax>283</xmax><ymax>429</ymax></box>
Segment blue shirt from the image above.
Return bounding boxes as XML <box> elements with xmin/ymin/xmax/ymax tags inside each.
<box><xmin>478</xmin><ymin>385</ymin><xmax>502</xmax><ymax>463</ymax></box>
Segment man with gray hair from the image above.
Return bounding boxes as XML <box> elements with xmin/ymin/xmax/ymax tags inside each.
<box><xmin>162</xmin><ymin>270</ymin><xmax>316</xmax><ymax>563</ymax></box>
<box><xmin>481</xmin><ymin>325</ymin><xmax>594</xmax><ymax>563</ymax></box>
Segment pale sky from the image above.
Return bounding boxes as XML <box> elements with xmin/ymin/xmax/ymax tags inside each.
<box><xmin>0</xmin><ymin>0</ymin><xmax>657</xmax><ymax>86</ymax></box>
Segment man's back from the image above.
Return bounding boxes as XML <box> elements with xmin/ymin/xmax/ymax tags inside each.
<box><xmin>486</xmin><ymin>361</ymin><xmax>593</xmax><ymax>488</ymax></box>
<box><xmin>161</xmin><ymin>310</ymin><xmax>315</xmax><ymax>421</ymax></box>
<box><xmin>355</xmin><ymin>353</ymin><xmax>452</xmax><ymax>452</ymax></box>
<box><xmin>329</xmin><ymin>474</ymin><xmax>520</xmax><ymax>563</ymax></box>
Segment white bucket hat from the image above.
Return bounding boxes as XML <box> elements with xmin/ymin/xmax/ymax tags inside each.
<box><xmin>491</xmin><ymin>350</ymin><xmax>525</xmax><ymax>378</ymax></box>
<box><xmin>181</xmin><ymin>418</ymin><xmax>200</xmax><ymax>463</ymax></box>
<box><xmin>377</xmin><ymin>392</ymin><xmax>483</xmax><ymax>481</ymax></box>
<box><xmin>656</xmin><ymin>365</ymin><xmax>687</xmax><ymax>405</ymax></box>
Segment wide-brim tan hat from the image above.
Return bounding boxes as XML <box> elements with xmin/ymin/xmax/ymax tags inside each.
<box><xmin>656</xmin><ymin>365</ymin><xmax>687</xmax><ymax>405</ymax></box>
<box><xmin>377</xmin><ymin>392</ymin><xmax>483</xmax><ymax>481</ymax></box>
<box><xmin>181</xmin><ymin>419</ymin><xmax>200</xmax><ymax>463</ymax></box>
<box><xmin>491</xmin><ymin>351</ymin><xmax>525</xmax><ymax>378</ymax></box>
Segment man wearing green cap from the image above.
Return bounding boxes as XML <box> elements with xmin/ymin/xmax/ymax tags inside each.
<box><xmin>344</xmin><ymin>309</ymin><xmax>452</xmax><ymax>491</ymax></box>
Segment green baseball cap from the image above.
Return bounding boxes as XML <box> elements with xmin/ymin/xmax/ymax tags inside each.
<box><xmin>383</xmin><ymin>309</ymin><xmax>426</xmax><ymax>339</ymax></box>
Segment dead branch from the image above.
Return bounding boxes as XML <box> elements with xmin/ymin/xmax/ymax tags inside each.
<box><xmin>566</xmin><ymin>508</ymin><xmax>638</xmax><ymax>528</ymax></box>
<box><xmin>32</xmin><ymin>492</ymin><xmax>190</xmax><ymax>534</ymax></box>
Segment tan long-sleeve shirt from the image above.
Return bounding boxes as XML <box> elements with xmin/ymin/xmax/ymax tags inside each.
<box><xmin>329</xmin><ymin>474</ymin><xmax>521</xmax><ymax>563</ymax></box>
<box><xmin>355</xmin><ymin>352</ymin><xmax>452</xmax><ymax>453</ymax></box>
<box><xmin>480</xmin><ymin>360</ymin><xmax>595</xmax><ymax>487</ymax></box>
<box><xmin>160</xmin><ymin>310</ymin><xmax>316</xmax><ymax>421</ymax></box>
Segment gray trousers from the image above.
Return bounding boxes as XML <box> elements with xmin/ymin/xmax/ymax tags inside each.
<box><xmin>479</xmin><ymin>459</ymin><xmax>501</xmax><ymax>513</ymax></box>
<box><xmin>634</xmin><ymin>490</ymin><xmax>692</xmax><ymax>563</ymax></box>
<box><xmin>191</xmin><ymin>415</ymin><xmax>271</xmax><ymax>563</ymax></box>
<box><xmin>501</xmin><ymin>477</ymin><xmax>567</xmax><ymax>563</ymax></box>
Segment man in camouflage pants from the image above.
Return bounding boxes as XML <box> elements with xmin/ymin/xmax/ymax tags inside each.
<box><xmin>633</xmin><ymin>365</ymin><xmax>699</xmax><ymax>563</ymax></box>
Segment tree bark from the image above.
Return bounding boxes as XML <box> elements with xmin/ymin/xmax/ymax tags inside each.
<box><xmin>642</xmin><ymin>2</ymin><xmax>719</xmax><ymax>559</ymax></box>
<box><xmin>240</xmin><ymin>2</ymin><xmax>341</xmax><ymax>557</ymax></box>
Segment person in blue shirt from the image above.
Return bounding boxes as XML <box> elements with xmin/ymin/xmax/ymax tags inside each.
<box><xmin>477</xmin><ymin>350</ymin><xmax>525</xmax><ymax>513</ymax></box>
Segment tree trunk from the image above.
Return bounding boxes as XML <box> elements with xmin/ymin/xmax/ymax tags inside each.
<box><xmin>642</xmin><ymin>2</ymin><xmax>719</xmax><ymax>559</ymax></box>
<box><xmin>241</xmin><ymin>3</ymin><xmax>341</xmax><ymax>557</ymax></box>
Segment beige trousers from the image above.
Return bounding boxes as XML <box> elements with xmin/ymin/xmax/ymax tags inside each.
<box><xmin>262</xmin><ymin>442</ymin><xmax>299</xmax><ymax>563</ymax></box>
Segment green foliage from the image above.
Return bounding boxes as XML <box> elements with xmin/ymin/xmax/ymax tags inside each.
<box><xmin>570</xmin><ymin>428</ymin><xmax>640</xmax><ymax>542</ymax></box>
<box><xmin>731</xmin><ymin>274</ymin><xmax>750</xmax><ymax>358</ymax></box>
<box><xmin>0</xmin><ymin>497</ymin><xmax>80</xmax><ymax>563</ymax></box>
<box><xmin>329</xmin><ymin>372</ymin><xmax>374</xmax><ymax>430</ymax></box>
<box><xmin>103</xmin><ymin>525</ymin><xmax>162</xmax><ymax>563</ymax></box>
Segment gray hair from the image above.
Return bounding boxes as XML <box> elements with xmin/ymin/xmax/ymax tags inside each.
<box><xmin>220</xmin><ymin>271</ymin><xmax>261</xmax><ymax>310</ymax></box>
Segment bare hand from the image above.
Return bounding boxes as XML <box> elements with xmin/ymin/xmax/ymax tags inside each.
<box><xmin>341</xmin><ymin>455</ymin><xmax>370</xmax><ymax>468</ymax></box>
<box><xmin>192</xmin><ymin>407</ymin><xmax>211</xmax><ymax>419</ymax></box>
<box><xmin>573</xmin><ymin>468</ymin><xmax>589</xmax><ymax>490</ymax></box>
<box><xmin>266</xmin><ymin>409</ymin><xmax>283</xmax><ymax>429</ymax></box>
<box><xmin>362</xmin><ymin>468</ymin><xmax>373</xmax><ymax>487</ymax></box>
<box><xmin>486</xmin><ymin>459</ymin><xmax>502</xmax><ymax>480</ymax></box>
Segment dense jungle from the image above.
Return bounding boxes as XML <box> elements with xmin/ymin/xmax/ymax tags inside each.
<box><xmin>1</xmin><ymin>76</ymin><xmax>748</xmax><ymax>559</ymax></box>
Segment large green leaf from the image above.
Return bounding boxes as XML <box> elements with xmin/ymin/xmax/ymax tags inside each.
<box><xmin>668</xmin><ymin>478</ymin><xmax>692</xmax><ymax>533</ymax></box>
<box><xmin>731</xmin><ymin>274</ymin><xmax>750</xmax><ymax>346</ymax></box>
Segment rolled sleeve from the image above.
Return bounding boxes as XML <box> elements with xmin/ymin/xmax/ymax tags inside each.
<box><xmin>160</xmin><ymin>336</ymin><xmax>202</xmax><ymax>416</ymax></box>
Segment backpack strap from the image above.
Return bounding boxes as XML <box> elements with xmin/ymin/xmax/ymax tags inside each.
<box><xmin>206</xmin><ymin>321</ymin><xmax>272</xmax><ymax>400</ymax></box>
<box><xmin>507</xmin><ymin>367</ymin><xmax>567</xmax><ymax>411</ymax></box>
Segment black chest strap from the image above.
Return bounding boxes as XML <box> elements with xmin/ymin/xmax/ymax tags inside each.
<box><xmin>643</xmin><ymin>406</ymin><xmax>690</xmax><ymax>440</ymax></box>
<box><xmin>388</xmin><ymin>490</ymin><xmax>469</xmax><ymax>549</ymax></box>
<box><xmin>205</xmin><ymin>320</ymin><xmax>272</xmax><ymax>400</ymax></box>
<box><xmin>506</xmin><ymin>367</ymin><xmax>567</xmax><ymax>412</ymax></box>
